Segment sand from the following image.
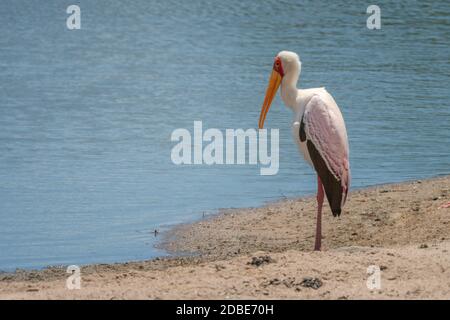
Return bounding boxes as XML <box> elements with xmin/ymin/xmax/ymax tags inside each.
<box><xmin>1</xmin><ymin>175</ymin><xmax>450</xmax><ymax>299</ymax></box>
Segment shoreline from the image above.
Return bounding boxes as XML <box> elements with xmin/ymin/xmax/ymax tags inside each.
<box><xmin>159</xmin><ymin>174</ymin><xmax>450</xmax><ymax>259</ymax></box>
<box><xmin>3</xmin><ymin>175</ymin><xmax>440</xmax><ymax>274</ymax></box>
<box><xmin>1</xmin><ymin>175</ymin><xmax>450</xmax><ymax>299</ymax></box>
<box><xmin>159</xmin><ymin>173</ymin><xmax>450</xmax><ymax>255</ymax></box>
<box><xmin>1</xmin><ymin>174</ymin><xmax>444</xmax><ymax>274</ymax></box>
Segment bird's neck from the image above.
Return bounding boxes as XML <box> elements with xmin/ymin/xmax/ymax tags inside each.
<box><xmin>280</xmin><ymin>67</ymin><xmax>300</xmax><ymax>111</ymax></box>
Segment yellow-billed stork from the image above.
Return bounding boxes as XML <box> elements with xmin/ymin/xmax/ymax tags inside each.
<box><xmin>258</xmin><ymin>51</ymin><xmax>350</xmax><ymax>251</ymax></box>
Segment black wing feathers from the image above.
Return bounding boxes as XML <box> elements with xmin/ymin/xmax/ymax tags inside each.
<box><xmin>306</xmin><ymin>140</ymin><xmax>343</xmax><ymax>217</ymax></box>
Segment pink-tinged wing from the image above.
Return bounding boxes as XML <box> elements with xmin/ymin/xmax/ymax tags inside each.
<box><xmin>304</xmin><ymin>95</ymin><xmax>350</xmax><ymax>211</ymax></box>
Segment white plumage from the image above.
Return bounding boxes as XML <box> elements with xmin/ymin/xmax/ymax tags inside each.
<box><xmin>258</xmin><ymin>51</ymin><xmax>350</xmax><ymax>250</ymax></box>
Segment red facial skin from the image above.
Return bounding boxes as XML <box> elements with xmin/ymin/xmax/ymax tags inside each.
<box><xmin>273</xmin><ymin>57</ymin><xmax>285</xmax><ymax>77</ymax></box>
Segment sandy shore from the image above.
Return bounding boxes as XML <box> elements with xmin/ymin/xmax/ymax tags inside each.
<box><xmin>1</xmin><ymin>175</ymin><xmax>450</xmax><ymax>299</ymax></box>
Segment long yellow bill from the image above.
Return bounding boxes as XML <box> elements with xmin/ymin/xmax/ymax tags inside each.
<box><xmin>258</xmin><ymin>69</ymin><xmax>282</xmax><ymax>129</ymax></box>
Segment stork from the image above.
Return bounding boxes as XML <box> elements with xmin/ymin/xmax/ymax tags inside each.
<box><xmin>258</xmin><ymin>51</ymin><xmax>350</xmax><ymax>251</ymax></box>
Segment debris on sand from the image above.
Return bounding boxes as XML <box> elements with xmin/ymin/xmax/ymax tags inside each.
<box><xmin>214</xmin><ymin>264</ymin><xmax>226</xmax><ymax>271</ymax></box>
<box><xmin>300</xmin><ymin>277</ymin><xmax>323</xmax><ymax>289</ymax></box>
<box><xmin>262</xmin><ymin>276</ymin><xmax>317</xmax><ymax>291</ymax></box>
<box><xmin>248</xmin><ymin>255</ymin><xmax>275</xmax><ymax>267</ymax></box>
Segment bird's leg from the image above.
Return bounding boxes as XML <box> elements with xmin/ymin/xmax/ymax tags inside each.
<box><xmin>314</xmin><ymin>175</ymin><xmax>325</xmax><ymax>251</ymax></box>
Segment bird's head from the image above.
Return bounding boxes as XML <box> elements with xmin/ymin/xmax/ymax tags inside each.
<box><xmin>258</xmin><ymin>51</ymin><xmax>301</xmax><ymax>129</ymax></box>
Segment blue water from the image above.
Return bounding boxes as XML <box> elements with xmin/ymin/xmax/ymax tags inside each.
<box><xmin>0</xmin><ymin>0</ymin><xmax>449</xmax><ymax>271</ymax></box>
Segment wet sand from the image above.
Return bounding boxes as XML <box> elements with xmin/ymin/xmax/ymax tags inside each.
<box><xmin>1</xmin><ymin>175</ymin><xmax>450</xmax><ymax>299</ymax></box>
